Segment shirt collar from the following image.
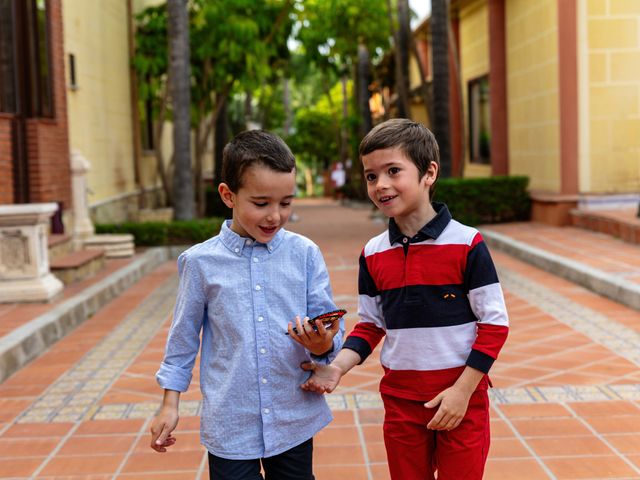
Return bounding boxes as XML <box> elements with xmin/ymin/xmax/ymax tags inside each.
<box><xmin>388</xmin><ymin>202</ymin><xmax>451</xmax><ymax>245</ymax></box>
<box><xmin>219</xmin><ymin>220</ymin><xmax>284</xmax><ymax>256</ymax></box>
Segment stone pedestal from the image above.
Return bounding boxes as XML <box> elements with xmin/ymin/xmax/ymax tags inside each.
<box><xmin>0</xmin><ymin>203</ymin><xmax>64</xmax><ymax>303</ymax></box>
<box><xmin>71</xmin><ymin>150</ymin><xmax>95</xmax><ymax>245</ymax></box>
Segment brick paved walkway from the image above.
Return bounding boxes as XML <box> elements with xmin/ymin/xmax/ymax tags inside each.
<box><xmin>1</xmin><ymin>199</ymin><xmax>640</xmax><ymax>479</ymax></box>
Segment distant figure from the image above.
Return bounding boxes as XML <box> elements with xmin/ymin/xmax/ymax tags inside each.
<box><xmin>150</xmin><ymin>129</ymin><xmax>344</xmax><ymax>480</ymax></box>
<box><xmin>301</xmin><ymin>118</ymin><xmax>509</xmax><ymax>480</ymax></box>
<box><xmin>330</xmin><ymin>161</ymin><xmax>346</xmax><ymax>199</ymax></box>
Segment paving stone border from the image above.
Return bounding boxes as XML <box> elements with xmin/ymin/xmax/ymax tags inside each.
<box><xmin>0</xmin><ymin>246</ymin><xmax>186</xmax><ymax>384</ymax></box>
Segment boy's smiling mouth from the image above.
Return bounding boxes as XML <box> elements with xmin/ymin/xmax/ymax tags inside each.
<box><xmin>259</xmin><ymin>225</ymin><xmax>278</xmax><ymax>235</ymax></box>
<box><xmin>379</xmin><ymin>195</ymin><xmax>397</xmax><ymax>205</ymax></box>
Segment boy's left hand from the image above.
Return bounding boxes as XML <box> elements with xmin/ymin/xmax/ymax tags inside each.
<box><xmin>288</xmin><ymin>315</ymin><xmax>339</xmax><ymax>356</ymax></box>
<box><xmin>424</xmin><ymin>385</ymin><xmax>472</xmax><ymax>431</ymax></box>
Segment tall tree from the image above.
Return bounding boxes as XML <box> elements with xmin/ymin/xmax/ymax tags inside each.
<box><xmin>392</xmin><ymin>0</ymin><xmax>411</xmax><ymax>118</ymax></box>
<box><xmin>167</xmin><ymin>0</ymin><xmax>194</xmax><ymax>219</ymax></box>
<box><xmin>431</xmin><ymin>0</ymin><xmax>451</xmax><ymax>176</ymax></box>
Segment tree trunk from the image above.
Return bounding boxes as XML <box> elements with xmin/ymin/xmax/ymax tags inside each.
<box><xmin>357</xmin><ymin>42</ymin><xmax>373</xmax><ymax>138</ymax></box>
<box><xmin>431</xmin><ymin>0</ymin><xmax>452</xmax><ymax>177</ymax></box>
<box><xmin>395</xmin><ymin>0</ymin><xmax>411</xmax><ymax>118</ymax></box>
<box><xmin>167</xmin><ymin>0</ymin><xmax>194</xmax><ymax>219</ymax></box>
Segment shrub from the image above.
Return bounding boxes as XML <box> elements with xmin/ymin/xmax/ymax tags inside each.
<box><xmin>433</xmin><ymin>175</ymin><xmax>530</xmax><ymax>225</ymax></box>
<box><xmin>95</xmin><ymin>217</ymin><xmax>224</xmax><ymax>246</ymax></box>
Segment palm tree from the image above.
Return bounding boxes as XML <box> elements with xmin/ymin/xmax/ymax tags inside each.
<box><xmin>431</xmin><ymin>0</ymin><xmax>451</xmax><ymax>177</ymax></box>
<box><xmin>167</xmin><ymin>0</ymin><xmax>194</xmax><ymax>219</ymax></box>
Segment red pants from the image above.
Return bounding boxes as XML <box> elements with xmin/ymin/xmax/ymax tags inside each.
<box><xmin>381</xmin><ymin>390</ymin><xmax>490</xmax><ymax>480</ymax></box>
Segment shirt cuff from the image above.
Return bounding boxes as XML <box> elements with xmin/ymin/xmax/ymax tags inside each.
<box><xmin>466</xmin><ymin>349</ymin><xmax>495</xmax><ymax>374</ymax></box>
<box><xmin>156</xmin><ymin>362</ymin><xmax>193</xmax><ymax>392</ymax></box>
<box><xmin>343</xmin><ymin>336</ymin><xmax>371</xmax><ymax>364</ymax></box>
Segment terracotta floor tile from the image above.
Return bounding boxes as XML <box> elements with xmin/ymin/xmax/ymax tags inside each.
<box><xmin>365</xmin><ymin>441</ymin><xmax>388</xmax><ymax>463</ymax></box>
<box><xmin>360</xmin><ymin>424</ymin><xmax>384</xmax><ymax>443</ymax></box>
<box><xmin>1</xmin><ymin>422</ymin><xmax>74</xmax><ymax>437</ymax></box>
<box><xmin>59</xmin><ymin>435</ymin><xmax>138</xmax><ymax>455</ymax></box>
<box><xmin>313</xmin><ymin>464</ymin><xmax>370</xmax><ymax>480</ymax></box>
<box><xmin>545</xmin><ymin>455</ymin><xmax>638</xmax><ymax>479</ymax></box>
<box><xmin>585</xmin><ymin>416</ymin><xmax>640</xmax><ymax>434</ymax></box>
<box><xmin>118</xmin><ymin>473</ymin><xmax>199</xmax><ymax>480</ymax></box>
<box><xmin>490</xmin><ymin>419</ymin><xmax>516</xmax><ymax>438</ymax></box>
<box><xmin>509</xmin><ymin>418</ymin><xmax>592</xmax><ymax>437</ymax></box>
<box><xmin>489</xmin><ymin>437</ymin><xmax>531</xmax><ymax>458</ymax></box>
<box><xmin>75</xmin><ymin>419</ymin><xmax>145</xmax><ymax>435</ymax></box>
<box><xmin>484</xmin><ymin>458</ymin><xmax>551</xmax><ymax>479</ymax></box>
<box><xmin>314</xmin><ymin>444</ymin><xmax>365</xmax><ymax>465</ymax></box>
<box><xmin>368</xmin><ymin>463</ymin><xmax>392</xmax><ymax>480</ymax></box>
<box><xmin>0</xmin><ymin>457</ymin><xmax>43</xmax><ymax>477</ymax></box>
<box><xmin>121</xmin><ymin>451</ymin><xmax>204</xmax><ymax>474</ymax></box>
<box><xmin>603</xmin><ymin>433</ymin><xmax>640</xmax><ymax>455</ymax></box>
<box><xmin>133</xmin><ymin>431</ymin><xmax>203</xmax><ymax>454</ymax></box>
<box><xmin>315</xmin><ymin>425</ymin><xmax>360</xmax><ymax>444</ymax></box>
<box><xmin>40</xmin><ymin>454</ymin><xmax>125</xmax><ymax>476</ymax></box>
<box><xmin>498</xmin><ymin>403</ymin><xmax>572</xmax><ymax>419</ymax></box>
<box><xmin>569</xmin><ymin>401</ymin><xmax>640</xmax><ymax>417</ymax></box>
<box><xmin>0</xmin><ymin>436</ymin><xmax>59</xmax><ymax>457</ymax></box>
<box><xmin>527</xmin><ymin>435</ymin><xmax>615</xmax><ymax>456</ymax></box>
<box><xmin>356</xmin><ymin>409</ymin><xmax>385</xmax><ymax>425</ymax></box>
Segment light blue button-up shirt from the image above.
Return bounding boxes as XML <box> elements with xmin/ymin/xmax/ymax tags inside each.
<box><xmin>157</xmin><ymin>220</ymin><xmax>344</xmax><ymax>459</ymax></box>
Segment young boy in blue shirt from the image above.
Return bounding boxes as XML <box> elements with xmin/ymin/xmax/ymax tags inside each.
<box><xmin>150</xmin><ymin>129</ymin><xmax>344</xmax><ymax>480</ymax></box>
<box><xmin>302</xmin><ymin>119</ymin><xmax>509</xmax><ymax>479</ymax></box>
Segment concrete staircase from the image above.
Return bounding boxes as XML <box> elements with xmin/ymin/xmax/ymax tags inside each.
<box><xmin>48</xmin><ymin>234</ymin><xmax>106</xmax><ymax>285</ymax></box>
<box><xmin>569</xmin><ymin>208</ymin><xmax>640</xmax><ymax>245</ymax></box>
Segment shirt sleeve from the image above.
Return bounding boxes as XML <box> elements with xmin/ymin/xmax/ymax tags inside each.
<box><xmin>464</xmin><ymin>232</ymin><xmax>509</xmax><ymax>373</ymax></box>
<box><xmin>343</xmin><ymin>251</ymin><xmax>387</xmax><ymax>364</ymax></box>
<box><xmin>306</xmin><ymin>245</ymin><xmax>344</xmax><ymax>363</ymax></box>
<box><xmin>156</xmin><ymin>251</ymin><xmax>206</xmax><ymax>392</ymax></box>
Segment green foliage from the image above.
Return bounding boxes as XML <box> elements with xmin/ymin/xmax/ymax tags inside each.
<box><xmin>95</xmin><ymin>218</ymin><xmax>224</xmax><ymax>246</ymax></box>
<box><xmin>433</xmin><ymin>176</ymin><xmax>531</xmax><ymax>226</ymax></box>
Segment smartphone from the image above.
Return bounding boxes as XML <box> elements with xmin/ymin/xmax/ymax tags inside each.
<box><xmin>286</xmin><ymin>309</ymin><xmax>346</xmax><ymax>335</ymax></box>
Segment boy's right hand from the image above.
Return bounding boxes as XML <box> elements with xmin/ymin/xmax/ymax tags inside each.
<box><xmin>300</xmin><ymin>361</ymin><xmax>343</xmax><ymax>393</ymax></box>
<box><xmin>150</xmin><ymin>407</ymin><xmax>179</xmax><ymax>452</ymax></box>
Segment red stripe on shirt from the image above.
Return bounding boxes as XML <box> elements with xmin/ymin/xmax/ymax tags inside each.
<box><xmin>472</xmin><ymin>323</ymin><xmax>509</xmax><ymax>359</ymax></box>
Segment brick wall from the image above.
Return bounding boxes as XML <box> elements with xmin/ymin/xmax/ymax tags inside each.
<box><xmin>27</xmin><ymin>0</ymin><xmax>71</xmax><ymax>207</ymax></box>
<box><xmin>0</xmin><ymin>116</ymin><xmax>12</xmax><ymax>203</ymax></box>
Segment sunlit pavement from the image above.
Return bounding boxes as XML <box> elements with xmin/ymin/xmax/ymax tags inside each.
<box><xmin>1</xmin><ymin>198</ymin><xmax>640</xmax><ymax>479</ymax></box>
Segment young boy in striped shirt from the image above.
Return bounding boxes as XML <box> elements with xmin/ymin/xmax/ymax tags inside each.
<box><xmin>301</xmin><ymin>118</ymin><xmax>509</xmax><ymax>479</ymax></box>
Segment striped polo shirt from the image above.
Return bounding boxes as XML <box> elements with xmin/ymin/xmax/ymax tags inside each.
<box><xmin>343</xmin><ymin>203</ymin><xmax>509</xmax><ymax>401</ymax></box>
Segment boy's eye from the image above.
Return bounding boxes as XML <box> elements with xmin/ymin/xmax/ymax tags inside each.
<box><xmin>280</xmin><ymin>202</ymin><xmax>291</xmax><ymax>207</ymax></box>
<box><xmin>253</xmin><ymin>202</ymin><xmax>268</xmax><ymax>207</ymax></box>
<box><xmin>388</xmin><ymin>167</ymin><xmax>400</xmax><ymax>175</ymax></box>
<box><xmin>365</xmin><ymin>173</ymin><xmax>376</xmax><ymax>182</ymax></box>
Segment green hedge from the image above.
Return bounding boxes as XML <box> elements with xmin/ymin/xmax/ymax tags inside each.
<box><xmin>433</xmin><ymin>175</ymin><xmax>530</xmax><ymax>226</ymax></box>
<box><xmin>95</xmin><ymin>217</ymin><xmax>225</xmax><ymax>246</ymax></box>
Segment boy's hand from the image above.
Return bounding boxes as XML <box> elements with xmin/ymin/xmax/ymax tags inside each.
<box><xmin>300</xmin><ymin>361</ymin><xmax>343</xmax><ymax>393</ymax></box>
<box><xmin>150</xmin><ymin>406</ymin><xmax>179</xmax><ymax>452</ymax></box>
<box><xmin>287</xmin><ymin>315</ymin><xmax>339</xmax><ymax>356</ymax></box>
<box><xmin>424</xmin><ymin>385</ymin><xmax>472</xmax><ymax>431</ymax></box>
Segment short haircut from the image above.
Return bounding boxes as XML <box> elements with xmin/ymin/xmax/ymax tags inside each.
<box><xmin>221</xmin><ymin>130</ymin><xmax>296</xmax><ymax>192</ymax></box>
<box><xmin>359</xmin><ymin>118</ymin><xmax>440</xmax><ymax>181</ymax></box>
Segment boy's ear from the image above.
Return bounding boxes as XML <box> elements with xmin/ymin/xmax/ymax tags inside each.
<box><xmin>218</xmin><ymin>183</ymin><xmax>235</xmax><ymax>208</ymax></box>
<box><xmin>423</xmin><ymin>161</ymin><xmax>439</xmax><ymax>187</ymax></box>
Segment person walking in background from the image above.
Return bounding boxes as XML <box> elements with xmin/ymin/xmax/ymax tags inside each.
<box><xmin>301</xmin><ymin>119</ymin><xmax>509</xmax><ymax>479</ymax></box>
<box><xmin>330</xmin><ymin>161</ymin><xmax>346</xmax><ymax>199</ymax></box>
<box><xmin>150</xmin><ymin>129</ymin><xmax>344</xmax><ymax>480</ymax></box>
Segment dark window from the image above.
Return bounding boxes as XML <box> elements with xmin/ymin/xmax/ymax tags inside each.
<box><xmin>468</xmin><ymin>75</ymin><xmax>490</xmax><ymax>164</ymax></box>
<box><xmin>140</xmin><ymin>75</ymin><xmax>155</xmax><ymax>151</ymax></box>
<box><xmin>0</xmin><ymin>0</ymin><xmax>54</xmax><ymax>117</ymax></box>
<box><xmin>0</xmin><ymin>0</ymin><xmax>17</xmax><ymax>113</ymax></box>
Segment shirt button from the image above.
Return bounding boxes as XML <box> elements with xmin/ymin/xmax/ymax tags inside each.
<box><xmin>261</xmin><ymin>378</ymin><xmax>267</xmax><ymax>384</ymax></box>
<box><xmin>259</xmin><ymin>348</ymin><xmax>266</xmax><ymax>354</ymax></box>
<box><xmin>402</xmin><ymin>237</ymin><xmax>408</xmax><ymax>244</ymax></box>
<box><xmin>268</xmin><ymin>246</ymin><xmax>273</xmax><ymax>251</ymax></box>
<box><xmin>253</xmin><ymin>257</ymin><xmax>259</xmax><ymax>263</ymax></box>
<box><xmin>257</xmin><ymin>316</ymin><xmax>264</xmax><ymax>322</ymax></box>
<box><xmin>255</xmin><ymin>285</ymin><xmax>261</xmax><ymax>291</ymax></box>
<box><xmin>245</xmin><ymin>239</ymin><xmax>252</xmax><ymax>245</ymax></box>
<box><xmin>263</xmin><ymin>408</ymin><xmax>270</xmax><ymax>414</ymax></box>
<box><xmin>234</xmin><ymin>247</ymin><xmax>240</xmax><ymax>253</ymax></box>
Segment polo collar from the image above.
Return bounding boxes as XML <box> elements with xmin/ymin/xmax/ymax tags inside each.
<box><xmin>220</xmin><ymin>220</ymin><xmax>284</xmax><ymax>256</ymax></box>
<box><xmin>388</xmin><ymin>202</ymin><xmax>451</xmax><ymax>245</ymax></box>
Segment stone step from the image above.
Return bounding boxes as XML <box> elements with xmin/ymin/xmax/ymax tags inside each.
<box><xmin>47</xmin><ymin>233</ymin><xmax>73</xmax><ymax>261</ymax></box>
<box><xmin>50</xmin><ymin>248</ymin><xmax>106</xmax><ymax>285</ymax></box>
<box><xmin>570</xmin><ymin>208</ymin><xmax>640</xmax><ymax>245</ymax></box>
<box><xmin>83</xmin><ymin>234</ymin><xmax>135</xmax><ymax>258</ymax></box>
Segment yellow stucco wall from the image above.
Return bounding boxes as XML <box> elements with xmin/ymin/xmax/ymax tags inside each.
<box><xmin>506</xmin><ymin>0</ymin><xmax>559</xmax><ymax>192</ymax></box>
<box><xmin>580</xmin><ymin>0</ymin><xmax>640</xmax><ymax>193</ymax></box>
<box><xmin>63</xmin><ymin>0</ymin><xmax>137</xmax><ymax>208</ymax></box>
<box><xmin>459</xmin><ymin>0</ymin><xmax>492</xmax><ymax>178</ymax></box>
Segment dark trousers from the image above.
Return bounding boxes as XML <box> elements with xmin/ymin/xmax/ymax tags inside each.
<box><xmin>208</xmin><ymin>438</ymin><xmax>315</xmax><ymax>480</ymax></box>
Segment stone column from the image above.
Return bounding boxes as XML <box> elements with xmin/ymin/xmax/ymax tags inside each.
<box><xmin>71</xmin><ymin>150</ymin><xmax>95</xmax><ymax>245</ymax></box>
<box><xmin>0</xmin><ymin>203</ymin><xmax>64</xmax><ymax>302</ymax></box>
